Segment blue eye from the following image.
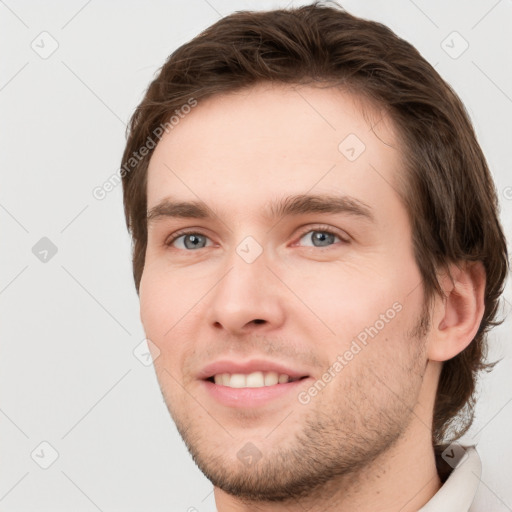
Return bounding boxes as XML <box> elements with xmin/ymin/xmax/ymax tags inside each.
<box><xmin>167</xmin><ymin>232</ymin><xmax>211</xmax><ymax>250</ymax></box>
<box><xmin>165</xmin><ymin>225</ymin><xmax>348</xmax><ymax>251</ymax></box>
<box><xmin>298</xmin><ymin>229</ymin><xmax>342</xmax><ymax>248</ymax></box>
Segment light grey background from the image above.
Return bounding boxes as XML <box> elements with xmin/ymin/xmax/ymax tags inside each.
<box><xmin>1</xmin><ymin>0</ymin><xmax>511</xmax><ymax>510</ymax></box>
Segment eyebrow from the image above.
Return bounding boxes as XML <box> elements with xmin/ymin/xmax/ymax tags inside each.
<box><xmin>147</xmin><ymin>193</ymin><xmax>375</xmax><ymax>225</ymax></box>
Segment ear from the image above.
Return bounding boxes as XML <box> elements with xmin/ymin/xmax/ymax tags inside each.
<box><xmin>427</xmin><ymin>261</ymin><xmax>486</xmax><ymax>362</ymax></box>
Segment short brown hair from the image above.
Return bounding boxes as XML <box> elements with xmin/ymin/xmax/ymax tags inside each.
<box><xmin>120</xmin><ymin>1</ymin><xmax>509</xmax><ymax>463</ymax></box>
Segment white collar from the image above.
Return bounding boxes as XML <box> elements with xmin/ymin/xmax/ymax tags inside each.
<box><xmin>419</xmin><ymin>446</ymin><xmax>481</xmax><ymax>512</ymax></box>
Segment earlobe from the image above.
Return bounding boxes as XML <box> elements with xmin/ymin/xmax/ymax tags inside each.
<box><xmin>428</xmin><ymin>261</ymin><xmax>486</xmax><ymax>362</ymax></box>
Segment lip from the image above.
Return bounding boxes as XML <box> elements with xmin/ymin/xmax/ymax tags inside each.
<box><xmin>200</xmin><ymin>377</ymin><xmax>313</xmax><ymax>408</ymax></box>
<box><xmin>197</xmin><ymin>358</ymin><xmax>310</xmax><ymax>381</ymax></box>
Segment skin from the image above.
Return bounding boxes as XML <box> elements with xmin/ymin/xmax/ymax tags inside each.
<box><xmin>139</xmin><ymin>82</ymin><xmax>486</xmax><ymax>511</ymax></box>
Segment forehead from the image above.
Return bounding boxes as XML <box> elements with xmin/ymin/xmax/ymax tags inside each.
<box><xmin>146</xmin><ymin>82</ymin><xmax>404</xmax><ymax>224</ymax></box>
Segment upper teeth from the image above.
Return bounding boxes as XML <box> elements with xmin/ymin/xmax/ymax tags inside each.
<box><xmin>213</xmin><ymin>371</ymin><xmax>299</xmax><ymax>388</ymax></box>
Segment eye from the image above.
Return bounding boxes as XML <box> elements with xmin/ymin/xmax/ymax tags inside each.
<box><xmin>165</xmin><ymin>225</ymin><xmax>349</xmax><ymax>251</ymax></box>
<box><xmin>165</xmin><ymin>231</ymin><xmax>212</xmax><ymax>250</ymax></box>
<box><xmin>295</xmin><ymin>225</ymin><xmax>348</xmax><ymax>248</ymax></box>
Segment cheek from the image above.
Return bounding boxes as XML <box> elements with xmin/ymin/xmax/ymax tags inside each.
<box><xmin>280</xmin><ymin>253</ymin><xmax>423</xmax><ymax>356</ymax></box>
<box><xmin>281</xmin><ymin>260</ymin><xmax>399</xmax><ymax>328</ymax></box>
<box><xmin>139</xmin><ymin>267</ymin><xmax>183</xmax><ymax>341</ymax></box>
<box><xmin>139</xmin><ymin>264</ymin><xmax>208</xmax><ymax>367</ymax></box>
<box><xmin>139</xmin><ymin>273</ymin><xmax>186</xmax><ymax>383</ymax></box>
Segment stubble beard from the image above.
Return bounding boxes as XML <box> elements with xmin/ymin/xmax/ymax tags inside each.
<box><xmin>162</xmin><ymin>308</ymin><xmax>430</xmax><ymax>504</ymax></box>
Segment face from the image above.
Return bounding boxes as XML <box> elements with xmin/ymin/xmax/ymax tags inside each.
<box><xmin>140</xmin><ymin>83</ymin><xmax>431</xmax><ymax>501</ymax></box>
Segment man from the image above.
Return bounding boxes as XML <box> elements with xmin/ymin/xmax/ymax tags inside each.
<box><xmin>120</xmin><ymin>2</ymin><xmax>508</xmax><ymax>510</ymax></box>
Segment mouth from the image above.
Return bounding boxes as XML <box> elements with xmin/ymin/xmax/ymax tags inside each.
<box><xmin>200</xmin><ymin>365</ymin><xmax>312</xmax><ymax>408</ymax></box>
<box><xmin>197</xmin><ymin>359</ymin><xmax>312</xmax><ymax>408</ymax></box>
<box><xmin>205</xmin><ymin>371</ymin><xmax>309</xmax><ymax>388</ymax></box>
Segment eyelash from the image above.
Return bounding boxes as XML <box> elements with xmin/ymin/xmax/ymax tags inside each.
<box><xmin>164</xmin><ymin>224</ymin><xmax>349</xmax><ymax>250</ymax></box>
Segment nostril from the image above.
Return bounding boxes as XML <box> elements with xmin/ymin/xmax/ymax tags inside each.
<box><xmin>253</xmin><ymin>319</ymin><xmax>265</xmax><ymax>325</ymax></box>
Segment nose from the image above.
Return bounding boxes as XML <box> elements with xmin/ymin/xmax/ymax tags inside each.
<box><xmin>206</xmin><ymin>246</ymin><xmax>287</xmax><ymax>336</ymax></box>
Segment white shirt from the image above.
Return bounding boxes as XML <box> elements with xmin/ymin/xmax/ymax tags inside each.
<box><xmin>419</xmin><ymin>446</ymin><xmax>481</xmax><ymax>511</ymax></box>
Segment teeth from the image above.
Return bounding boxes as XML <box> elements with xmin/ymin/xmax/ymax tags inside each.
<box><xmin>246</xmin><ymin>371</ymin><xmax>265</xmax><ymax>387</ymax></box>
<box><xmin>212</xmin><ymin>371</ymin><xmax>301</xmax><ymax>388</ymax></box>
<box><xmin>264</xmin><ymin>372</ymin><xmax>278</xmax><ymax>386</ymax></box>
<box><xmin>278</xmin><ymin>374</ymin><xmax>289</xmax><ymax>384</ymax></box>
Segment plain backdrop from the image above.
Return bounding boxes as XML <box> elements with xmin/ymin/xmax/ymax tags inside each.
<box><xmin>1</xmin><ymin>0</ymin><xmax>511</xmax><ymax>510</ymax></box>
